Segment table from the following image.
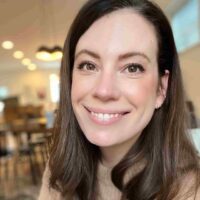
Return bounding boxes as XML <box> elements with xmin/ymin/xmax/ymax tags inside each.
<box><xmin>1</xmin><ymin>118</ymin><xmax>52</xmax><ymax>185</ymax></box>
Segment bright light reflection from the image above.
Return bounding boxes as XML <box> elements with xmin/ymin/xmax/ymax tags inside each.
<box><xmin>1</xmin><ymin>41</ymin><xmax>14</xmax><ymax>49</ymax></box>
<box><xmin>13</xmin><ymin>51</ymin><xmax>24</xmax><ymax>59</ymax></box>
<box><xmin>36</xmin><ymin>51</ymin><xmax>63</xmax><ymax>61</ymax></box>
<box><xmin>50</xmin><ymin>74</ymin><xmax>59</xmax><ymax>103</ymax></box>
<box><xmin>22</xmin><ymin>58</ymin><xmax>31</xmax><ymax>66</ymax></box>
<box><xmin>28</xmin><ymin>64</ymin><xmax>37</xmax><ymax>71</ymax></box>
<box><xmin>0</xmin><ymin>101</ymin><xmax>5</xmax><ymax>113</ymax></box>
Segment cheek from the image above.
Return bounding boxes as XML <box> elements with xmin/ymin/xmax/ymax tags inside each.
<box><xmin>71</xmin><ymin>73</ymin><xmax>93</xmax><ymax>103</ymax></box>
<box><xmin>71</xmin><ymin>72</ymin><xmax>98</xmax><ymax>101</ymax></box>
<box><xmin>122</xmin><ymin>77</ymin><xmax>158</xmax><ymax>105</ymax></box>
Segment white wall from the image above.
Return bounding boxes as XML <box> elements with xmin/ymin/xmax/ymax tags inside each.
<box><xmin>180</xmin><ymin>56</ymin><xmax>200</xmax><ymax>118</ymax></box>
<box><xmin>0</xmin><ymin>68</ymin><xmax>59</xmax><ymax>108</ymax></box>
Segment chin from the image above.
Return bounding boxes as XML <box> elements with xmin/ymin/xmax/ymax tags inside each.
<box><xmin>84</xmin><ymin>132</ymin><xmax>116</xmax><ymax>147</ymax></box>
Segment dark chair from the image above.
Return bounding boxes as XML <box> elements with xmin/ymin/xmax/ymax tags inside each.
<box><xmin>0</xmin><ymin>130</ymin><xmax>17</xmax><ymax>180</ymax></box>
<box><xmin>0</xmin><ymin>130</ymin><xmax>17</xmax><ymax>199</ymax></box>
<box><xmin>16</xmin><ymin>131</ymin><xmax>49</xmax><ymax>185</ymax></box>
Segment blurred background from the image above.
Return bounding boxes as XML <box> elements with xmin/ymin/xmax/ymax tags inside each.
<box><xmin>0</xmin><ymin>0</ymin><xmax>199</xmax><ymax>199</ymax></box>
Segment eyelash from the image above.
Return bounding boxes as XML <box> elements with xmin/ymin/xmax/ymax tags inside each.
<box><xmin>76</xmin><ymin>61</ymin><xmax>145</xmax><ymax>75</ymax></box>
<box><xmin>77</xmin><ymin>61</ymin><xmax>97</xmax><ymax>71</ymax></box>
<box><xmin>123</xmin><ymin>63</ymin><xmax>145</xmax><ymax>74</ymax></box>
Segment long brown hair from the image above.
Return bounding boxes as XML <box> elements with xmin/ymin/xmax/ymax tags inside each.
<box><xmin>49</xmin><ymin>0</ymin><xmax>200</xmax><ymax>199</ymax></box>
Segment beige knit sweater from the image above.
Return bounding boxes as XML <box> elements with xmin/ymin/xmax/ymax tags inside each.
<box><xmin>38</xmin><ymin>163</ymin><xmax>121</xmax><ymax>200</ymax></box>
<box><xmin>38</xmin><ymin>163</ymin><xmax>200</xmax><ymax>200</ymax></box>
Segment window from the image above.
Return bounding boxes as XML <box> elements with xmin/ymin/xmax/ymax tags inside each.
<box><xmin>0</xmin><ymin>101</ymin><xmax>5</xmax><ymax>113</ymax></box>
<box><xmin>0</xmin><ymin>86</ymin><xmax>8</xmax><ymax>99</ymax></box>
<box><xmin>49</xmin><ymin>74</ymin><xmax>59</xmax><ymax>103</ymax></box>
<box><xmin>172</xmin><ymin>0</ymin><xmax>199</xmax><ymax>52</ymax></box>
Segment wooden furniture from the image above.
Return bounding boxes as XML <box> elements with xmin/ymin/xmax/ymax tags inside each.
<box><xmin>1</xmin><ymin>102</ymin><xmax>52</xmax><ymax>185</ymax></box>
<box><xmin>9</xmin><ymin>119</ymin><xmax>51</xmax><ymax>185</ymax></box>
<box><xmin>0</xmin><ymin>117</ymin><xmax>52</xmax><ymax>185</ymax></box>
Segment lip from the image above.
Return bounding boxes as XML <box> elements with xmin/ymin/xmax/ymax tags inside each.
<box><xmin>84</xmin><ymin>106</ymin><xmax>130</xmax><ymax>125</ymax></box>
<box><xmin>84</xmin><ymin>106</ymin><xmax>130</xmax><ymax>115</ymax></box>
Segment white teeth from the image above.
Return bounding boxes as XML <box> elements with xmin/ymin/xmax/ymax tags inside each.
<box><xmin>91</xmin><ymin>112</ymin><xmax>120</xmax><ymax>121</ymax></box>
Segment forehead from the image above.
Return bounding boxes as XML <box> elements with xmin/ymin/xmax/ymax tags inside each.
<box><xmin>76</xmin><ymin>8</ymin><xmax>158</xmax><ymax>61</ymax></box>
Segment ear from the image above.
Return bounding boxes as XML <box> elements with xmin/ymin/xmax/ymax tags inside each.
<box><xmin>155</xmin><ymin>70</ymin><xmax>169</xmax><ymax>109</ymax></box>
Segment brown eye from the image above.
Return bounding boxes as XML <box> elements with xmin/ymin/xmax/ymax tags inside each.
<box><xmin>125</xmin><ymin>63</ymin><xmax>145</xmax><ymax>73</ymax></box>
<box><xmin>78</xmin><ymin>62</ymin><xmax>96</xmax><ymax>71</ymax></box>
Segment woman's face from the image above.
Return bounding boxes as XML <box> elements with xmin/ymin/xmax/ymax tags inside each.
<box><xmin>71</xmin><ymin>9</ymin><xmax>168</xmax><ymax>149</ymax></box>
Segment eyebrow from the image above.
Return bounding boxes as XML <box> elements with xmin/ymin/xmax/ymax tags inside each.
<box><xmin>75</xmin><ymin>49</ymin><xmax>150</xmax><ymax>62</ymax></box>
<box><xmin>75</xmin><ymin>49</ymin><xmax>100</xmax><ymax>60</ymax></box>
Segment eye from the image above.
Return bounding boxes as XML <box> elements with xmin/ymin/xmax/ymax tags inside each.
<box><xmin>78</xmin><ymin>61</ymin><xmax>97</xmax><ymax>71</ymax></box>
<box><xmin>124</xmin><ymin>63</ymin><xmax>145</xmax><ymax>74</ymax></box>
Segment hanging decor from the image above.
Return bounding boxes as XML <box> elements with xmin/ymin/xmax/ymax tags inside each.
<box><xmin>36</xmin><ymin>45</ymin><xmax>62</xmax><ymax>61</ymax></box>
<box><xmin>36</xmin><ymin>0</ymin><xmax>63</xmax><ymax>61</ymax></box>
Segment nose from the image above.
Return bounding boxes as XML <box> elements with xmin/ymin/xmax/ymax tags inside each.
<box><xmin>92</xmin><ymin>71</ymin><xmax>120</xmax><ymax>101</ymax></box>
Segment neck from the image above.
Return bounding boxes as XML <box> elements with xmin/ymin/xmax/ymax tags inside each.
<box><xmin>100</xmin><ymin>135</ymin><xmax>140</xmax><ymax>168</ymax></box>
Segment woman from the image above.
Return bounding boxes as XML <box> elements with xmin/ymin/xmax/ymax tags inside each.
<box><xmin>39</xmin><ymin>0</ymin><xmax>200</xmax><ymax>199</ymax></box>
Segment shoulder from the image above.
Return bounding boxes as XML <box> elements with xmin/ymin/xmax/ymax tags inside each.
<box><xmin>38</xmin><ymin>165</ymin><xmax>63</xmax><ymax>200</ymax></box>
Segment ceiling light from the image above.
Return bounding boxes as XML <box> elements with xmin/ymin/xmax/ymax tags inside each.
<box><xmin>51</xmin><ymin>46</ymin><xmax>63</xmax><ymax>60</ymax></box>
<box><xmin>36</xmin><ymin>46</ymin><xmax>52</xmax><ymax>61</ymax></box>
<box><xmin>28</xmin><ymin>63</ymin><xmax>37</xmax><ymax>71</ymax></box>
<box><xmin>22</xmin><ymin>58</ymin><xmax>31</xmax><ymax>66</ymax></box>
<box><xmin>36</xmin><ymin>45</ymin><xmax>62</xmax><ymax>61</ymax></box>
<box><xmin>13</xmin><ymin>51</ymin><xmax>24</xmax><ymax>59</ymax></box>
<box><xmin>1</xmin><ymin>41</ymin><xmax>14</xmax><ymax>49</ymax></box>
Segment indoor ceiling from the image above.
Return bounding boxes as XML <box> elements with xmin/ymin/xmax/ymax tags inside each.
<box><xmin>0</xmin><ymin>0</ymin><xmax>199</xmax><ymax>74</ymax></box>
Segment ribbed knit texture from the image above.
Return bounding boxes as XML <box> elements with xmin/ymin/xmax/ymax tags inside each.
<box><xmin>38</xmin><ymin>161</ymin><xmax>199</xmax><ymax>200</ymax></box>
<box><xmin>96</xmin><ymin>162</ymin><xmax>121</xmax><ymax>200</ymax></box>
<box><xmin>38</xmin><ymin>162</ymin><xmax>121</xmax><ymax>200</ymax></box>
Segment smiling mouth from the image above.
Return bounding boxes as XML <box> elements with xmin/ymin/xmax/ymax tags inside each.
<box><xmin>91</xmin><ymin>112</ymin><xmax>122</xmax><ymax>121</ymax></box>
<box><xmin>84</xmin><ymin>106</ymin><xmax>130</xmax><ymax>124</ymax></box>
